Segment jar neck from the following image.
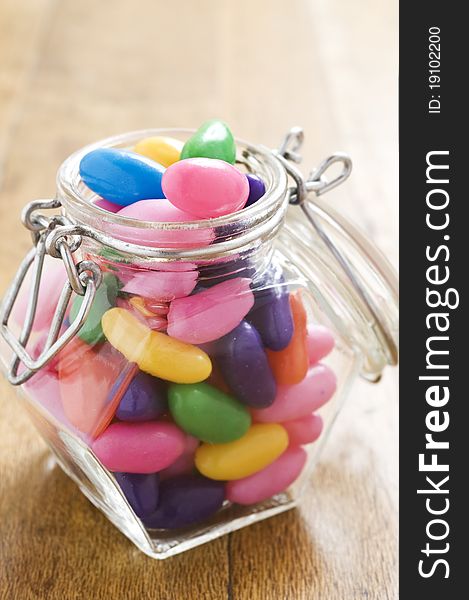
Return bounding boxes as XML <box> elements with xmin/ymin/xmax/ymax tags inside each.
<box><xmin>79</xmin><ymin>231</ymin><xmax>275</xmax><ymax>289</ymax></box>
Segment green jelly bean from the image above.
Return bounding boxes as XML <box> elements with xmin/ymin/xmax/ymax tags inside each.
<box><xmin>168</xmin><ymin>382</ymin><xmax>251</xmax><ymax>444</ymax></box>
<box><xmin>181</xmin><ymin>120</ymin><xmax>236</xmax><ymax>164</ymax></box>
<box><xmin>70</xmin><ymin>272</ymin><xmax>119</xmax><ymax>345</ymax></box>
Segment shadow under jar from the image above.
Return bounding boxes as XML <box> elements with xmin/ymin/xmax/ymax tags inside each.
<box><xmin>0</xmin><ymin>128</ymin><xmax>398</xmax><ymax>559</ymax></box>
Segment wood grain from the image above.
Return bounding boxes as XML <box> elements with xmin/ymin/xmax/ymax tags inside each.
<box><xmin>0</xmin><ymin>0</ymin><xmax>398</xmax><ymax>598</ymax></box>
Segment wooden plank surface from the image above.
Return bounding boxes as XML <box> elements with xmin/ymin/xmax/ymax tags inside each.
<box><xmin>0</xmin><ymin>0</ymin><xmax>398</xmax><ymax>598</ymax></box>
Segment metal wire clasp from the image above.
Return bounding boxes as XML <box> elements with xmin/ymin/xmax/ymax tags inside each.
<box><xmin>0</xmin><ymin>201</ymin><xmax>102</xmax><ymax>385</ymax></box>
<box><xmin>275</xmin><ymin>127</ymin><xmax>398</xmax><ymax>373</ymax></box>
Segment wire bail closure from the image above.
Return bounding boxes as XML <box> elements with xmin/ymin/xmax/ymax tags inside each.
<box><xmin>276</xmin><ymin>127</ymin><xmax>398</xmax><ymax>373</ymax></box>
<box><xmin>0</xmin><ymin>209</ymin><xmax>102</xmax><ymax>385</ymax></box>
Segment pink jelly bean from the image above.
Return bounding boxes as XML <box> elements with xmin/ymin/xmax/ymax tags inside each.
<box><xmin>12</xmin><ymin>255</ymin><xmax>68</xmax><ymax>332</ymax></box>
<box><xmin>226</xmin><ymin>446</ymin><xmax>307</xmax><ymax>505</ymax></box>
<box><xmin>92</xmin><ymin>422</ymin><xmax>185</xmax><ymax>473</ymax></box>
<box><xmin>162</xmin><ymin>158</ymin><xmax>249</xmax><ymax>218</ymax></box>
<box><xmin>159</xmin><ymin>435</ymin><xmax>199</xmax><ymax>480</ymax></box>
<box><xmin>307</xmin><ymin>325</ymin><xmax>335</xmax><ymax>364</ymax></box>
<box><xmin>282</xmin><ymin>414</ymin><xmax>324</xmax><ymax>446</ymax></box>
<box><xmin>251</xmin><ymin>364</ymin><xmax>336</xmax><ymax>423</ymax></box>
<box><xmin>95</xmin><ymin>198</ymin><xmax>122</xmax><ymax>213</ymax></box>
<box><xmin>167</xmin><ymin>278</ymin><xmax>254</xmax><ymax>344</ymax></box>
<box><xmin>116</xmin><ymin>199</ymin><xmax>215</xmax><ymax>248</ymax></box>
<box><xmin>122</xmin><ymin>269</ymin><xmax>197</xmax><ymax>301</ymax></box>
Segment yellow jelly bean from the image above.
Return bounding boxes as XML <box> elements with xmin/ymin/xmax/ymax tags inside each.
<box><xmin>101</xmin><ymin>308</ymin><xmax>212</xmax><ymax>383</ymax></box>
<box><xmin>195</xmin><ymin>423</ymin><xmax>289</xmax><ymax>480</ymax></box>
<box><xmin>133</xmin><ymin>136</ymin><xmax>183</xmax><ymax>168</ymax></box>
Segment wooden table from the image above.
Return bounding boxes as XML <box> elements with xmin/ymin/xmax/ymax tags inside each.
<box><xmin>0</xmin><ymin>0</ymin><xmax>398</xmax><ymax>598</ymax></box>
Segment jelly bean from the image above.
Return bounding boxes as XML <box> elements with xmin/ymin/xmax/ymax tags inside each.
<box><xmin>92</xmin><ymin>421</ymin><xmax>185</xmax><ymax>473</ymax></box>
<box><xmin>122</xmin><ymin>268</ymin><xmax>197</xmax><ymax>302</ymax></box>
<box><xmin>134</xmin><ymin>136</ymin><xmax>183</xmax><ymax>168</ymax></box>
<box><xmin>247</xmin><ymin>266</ymin><xmax>293</xmax><ymax>351</ymax></box>
<box><xmin>226</xmin><ymin>446</ymin><xmax>307</xmax><ymax>505</ymax></box>
<box><xmin>215</xmin><ymin>321</ymin><xmax>276</xmax><ymax>408</ymax></box>
<box><xmin>101</xmin><ymin>308</ymin><xmax>212</xmax><ymax>383</ymax></box>
<box><xmin>251</xmin><ymin>364</ymin><xmax>336</xmax><ymax>423</ymax></box>
<box><xmin>59</xmin><ymin>339</ymin><xmax>133</xmax><ymax>437</ymax></box>
<box><xmin>69</xmin><ymin>273</ymin><xmax>119</xmax><ymax>345</ymax></box>
<box><xmin>307</xmin><ymin>324</ymin><xmax>335</xmax><ymax>364</ymax></box>
<box><xmin>12</xmin><ymin>255</ymin><xmax>67</xmax><ymax>332</ymax></box>
<box><xmin>143</xmin><ymin>475</ymin><xmax>225</xmax><ymax>529</ymax></box>
<box><xmin>143</xmin><ymin>298</ymin><xmax>170</xmax><ymax>316</ymax></box>
<box><xmin>244</xmin><ymin>174</ymin><xmax>266</xmax><ymax>208</ymax></box>
<box><xmin>129</xmin><ymin>296</ymin><xmax>156</xmax><ymax>317</ymax></box>
<box><xmin>167</xmin><ymin>278</ymin><xmax>254</xmax><ymax>344</ymax></box>
<box><xmin>160</xmin><ymin>435</ymin><xmax>199</xmax><ymax>480</ymax></box>
<box><xmin>144</xmin><ymin>316</ymin><xmax>168</xmax><ymax>331</ymax></box>
<box><xmin>116</xmin><ymin>371</ymin><xmax>167</xmax><ymax>422</ymax></box>
<box><xmin>117</xmin><ymin>296</ymin><xmax>168</xmax><ymax>332</ymax></box>
<box><xmin>117</xmin><ymin>199</ymin><xmax>214</xmax><ymax>248</ymax></box>
<box><xmin>267</xmin><ymin>292</ymin><xmax>308</xmax><ymax>384</ymax></box>
<box><xmin>282</xmin><ymin>414</ymin><xmax>323</xmax><ymax>446</ymax></box>
<box><xmin>79</xmin><ymin>148</ymin><xmax>165</xmax><ymax>206</ymax></box>
<box><xmin>114</xmin><ymin>472</ymin><xmax>160</xmax><ymax>518</ymax></box>
<box><xmin>162</xmin><ymin>158</ymin><xmax>249</xmax><ymax>218</ymax></box>
<box><xmin>181</xmin><ymin>119</ymin><xmax>236</xmax><ymax>164</ymax></box>
<box><xmin>195</xmin><ymin>423</ymin><xmax>288</xmax><ymax>480</ymax></box>
<box><xmin>94</xmin><ymin>198</ymin><xmax>121</xmax><ymax>213</ymax></box>
<box><xmin>168</xmin><ymin>382</ymin><xmax>251</xmax><ymax>443</ymax></box>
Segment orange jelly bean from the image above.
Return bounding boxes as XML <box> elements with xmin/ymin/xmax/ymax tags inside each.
<box><xmin>59</xmin><ymin>338</ymin><xmax>135</xmax><ymax>438</ymax></box>
<box><xmin>266</xmin><ymin>292</ymin><xmax>308</xmax><ymax>384</ymax></box>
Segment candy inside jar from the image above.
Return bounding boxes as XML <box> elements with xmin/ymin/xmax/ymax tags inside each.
<box><xmin>1</xmin><ymin>122</ymin><xmax>398</xmax><ymax>558</ymax></box>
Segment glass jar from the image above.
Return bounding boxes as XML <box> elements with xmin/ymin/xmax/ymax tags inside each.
<box><xmin>0</xmin><ymin>128</ymin><xmax>398</xmax><ymax>559</ymax></box>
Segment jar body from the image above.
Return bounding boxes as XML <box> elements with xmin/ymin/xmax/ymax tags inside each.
<box><xmin>1</xmin><ymin>224</ymin><xmax>361</xmax><ymax>558</ymax></box>
<box><xmin>0</xmin><ymin>129</ymin><xmax>397</xmax><ymax>559</ymax></box>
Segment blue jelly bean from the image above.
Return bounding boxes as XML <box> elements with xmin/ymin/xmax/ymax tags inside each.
<box><xmin>115</xmin><ymin>472</ymin><xmax>159</xmax><ymax>518</ymax></box>
<box><xmin>79</xmin><ymin>148</ymin><xmax>165</xmax><ymax>206</ymax></box>
<box><xmin>245</xmin><ymin>174</ymin><xmax>266</xmax><ymax>207</ymax></box>
<box><xmin>116</xmin><ymin>371</ymin><xmax>167</xmax><ymax>422</ymax></box>
<box><xmin>215</xmin><ymin>320</ymin><xmax>276</xmax><ymax>408</ymax></box>
<box><xmin>247</xmin><ymin>265</ymin><xmax>294</xmax><ymax>350</ymax></box>
<box><xmin>142</xmin><ymin>475</ymin><xmax>225</xmax><ymax>529</ymax></box>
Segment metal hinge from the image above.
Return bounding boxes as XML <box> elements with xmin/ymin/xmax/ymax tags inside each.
<box><xmin>0</xmin><ymin>200</ymin><xmax>101</xmax><ymax>385</ymax></box>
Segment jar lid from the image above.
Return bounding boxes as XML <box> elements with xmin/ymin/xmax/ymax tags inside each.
<box><xmin>304</xmin><ymin>196</ymin><xmax>398</xmax><ymax>381</ymax></box>
<box><xmin>275</xmin><ymin>130</ymin><xmax>398</xmax><ymax>381</ymax></box>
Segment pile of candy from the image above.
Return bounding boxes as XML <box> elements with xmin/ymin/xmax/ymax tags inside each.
<box><xmin>20</xmin><ymin>121</ymin><xmax>337</xmax><ymax>530</ymax></box>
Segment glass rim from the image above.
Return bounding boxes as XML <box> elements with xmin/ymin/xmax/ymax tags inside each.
<box><xmin>56</xmin><ymin>128</ymin><xmax>289</xmax><ymax>241</ymax></box>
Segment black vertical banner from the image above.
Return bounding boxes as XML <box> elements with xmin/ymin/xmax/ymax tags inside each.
<box><xmin>400</xmin><ymin>2</ymin><xmax>467</xmax><ymax>596</ymax></box>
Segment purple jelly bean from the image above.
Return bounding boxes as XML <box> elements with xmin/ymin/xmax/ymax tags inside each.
<box><xmin>215</xmin><ymin>320</ymin><xmax>276</xmax><ymax>408</ymax></box>
<box><xmin>247</xmin><ymin>266</ymin><xmax>294</xmax><ymax>351</ymax></box>
<box><xmin>142</xmin><ymin>475</ymin><xmax>225</xmax><ymax>529</ymax></box>
<box><xmin>198</xmin><ymin>255</ymin><xmax>256</xmax><ymax>287</ymax></box>
<box><xmin>116</xmin><ymin>371</ymin><xmax>167</xmax><ymax>421</ymax></box>
<box><xmin>114</xmin><ymin>472</ymin><xmax>160</xmax><ymax>519</ymax></box>
<box><xmin>245</xmin><ymin>174</ymin><xmax>266</xmax><ymax>207</ymax></box>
